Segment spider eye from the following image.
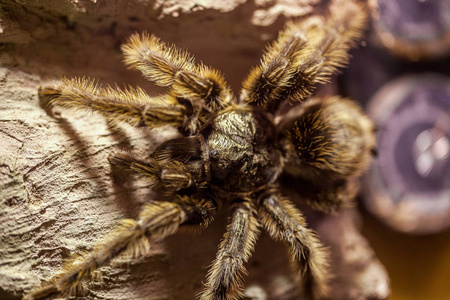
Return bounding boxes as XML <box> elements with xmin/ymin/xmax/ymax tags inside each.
<box><xmin>286</xmin><ymin>97</ymin><xmax>375</xmax><ymax>180</ymax></box>
<box><xmin>210</xmin><ymin>149</ymin><xmax>219</xmax><ymax>159</ymax></box>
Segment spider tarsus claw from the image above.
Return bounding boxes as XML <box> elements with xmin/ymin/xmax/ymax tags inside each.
<box><xmin>23</xmin><ymin>284</ymin><xmax>58</xmax><ymax>300</ymax></box>
<box><xmin>108</xmin><ymin>151</ymin><xmax>131</xmax><ymax>166</ymax></box>
<box><xmin>37</xmin><ymin>86</ymin><xmax>64</xmax><ymax>119</ymax></box>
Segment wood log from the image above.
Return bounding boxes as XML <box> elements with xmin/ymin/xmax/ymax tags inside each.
<box><xmin>0</xmin><ymin>1</ymin><xmax>390</xmax><ymax>299</ymax></box>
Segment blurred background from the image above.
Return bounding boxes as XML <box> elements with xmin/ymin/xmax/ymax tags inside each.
<box><xmin>344</xmin><ymin>0</ymin><xmax>450</xmax><ymax>299</ymax></box>
<box><xmin>0</xmin><ymin>0</ymin><xmax>449</xmax><ymax>299</ymax></box>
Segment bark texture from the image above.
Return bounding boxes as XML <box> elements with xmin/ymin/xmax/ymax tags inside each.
<box><xmin>0</xmin><ymin>1</ymin><xmax>390</xmax><ymax>299</ymax></box>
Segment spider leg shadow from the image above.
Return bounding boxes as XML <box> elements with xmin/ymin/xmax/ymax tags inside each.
<box><xmin>37</xmin><ymin>88</ymin><xmax>210</xmax><ymax>299</ymax></box>
<box><xmin>38</xmin><ymin>90</ymin><xmax>146</xmax><ymax>217</ymax></box>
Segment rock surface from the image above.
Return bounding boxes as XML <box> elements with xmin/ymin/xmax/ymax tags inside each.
<box><xmin>0</xmin><ymin>1</ymin><xmax>390</xmax><ymax>299</ymax></box>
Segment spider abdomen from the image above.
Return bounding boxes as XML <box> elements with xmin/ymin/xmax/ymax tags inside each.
<box><xmin>206</xmin><ymin>109</ymin><xmax>282</xmax><ymax>193</ymax></box>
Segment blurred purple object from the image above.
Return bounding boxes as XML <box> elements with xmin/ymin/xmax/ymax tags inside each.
<box><xmin>373</xmin><ymin>0</ymin><xmax>450</xmax><ymax>60</ymax></box>
<box><xmin>363</xmin><ymin>74</ymin><xmax>450</xmax><ymax>234</ymax></box>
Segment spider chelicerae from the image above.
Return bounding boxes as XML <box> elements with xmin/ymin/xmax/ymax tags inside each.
<box><xmin>24</xmin><ymin>2</ymin><xmax>375</xmax><ymax>300</ymax></box>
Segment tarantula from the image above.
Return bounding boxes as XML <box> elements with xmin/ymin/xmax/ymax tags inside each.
<box><xmin>24</xmin><ymin>2</ymin><xmax>375</xmax><ymax>300</ymax></box>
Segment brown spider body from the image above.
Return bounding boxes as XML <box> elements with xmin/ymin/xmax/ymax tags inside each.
<box><xmin>24</xmin><ymin>1</ymin><xmax>375</xmax><ymax>300</ymax></box>
<box><xmin>206</xmin><ymin>108</ymin><xmax>282</xmax><ymax>193</ymax></box>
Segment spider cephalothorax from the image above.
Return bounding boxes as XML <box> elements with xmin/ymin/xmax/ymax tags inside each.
<box><xmin>24</xmin><ymin>1</ymin><xmax>375</xmax><ymax>300</ymax></box>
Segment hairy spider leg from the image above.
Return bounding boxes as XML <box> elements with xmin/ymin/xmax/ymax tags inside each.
<box><xmin>39</xmin><ymin>78</ymin><xmax>189</xmax><ymax>130</ymax></box>
<box><xmin>282</xmin><ymin>96</ymin><xmax>376</xmax><ymax>212</ymax></box>
<box><xmin>258</xmin><ymin>192</ymin><xmax>329</xmax><ymax>299</ymax></box>
<box><xmin>241</xmin><ymin>1</ymin><xmax>368</xmax><ymax>113</ymax></box>
<box><xmin>23</xmin><ymin>197</ymin><xmax>216</xmax><ymax>300</ymax></box>
<box><xmin>200</xmin><ymin>200</ymin><xmax>260</xmax><ymax>300</ymax></box>
<box><xmin>110</xmin><ymin>134</ymin><xmax>209</xmax><ymax>195</ymax></box>
<box><xmin>121</xmin><ymin>33</ymin><xmax>234</xmax><ymax>129</ymax></box>
<box><xmin>109</xmin><ymin>151</ymin><xmax>198</xmax><ymax>194</ymax></box>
